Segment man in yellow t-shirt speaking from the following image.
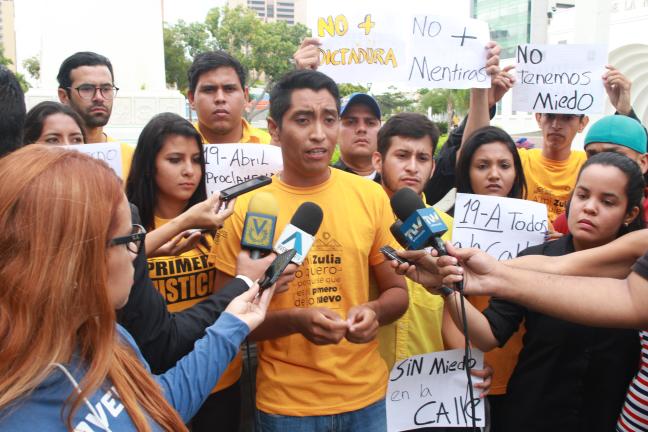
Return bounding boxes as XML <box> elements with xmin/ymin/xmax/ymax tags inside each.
<box><xmin>212</xmin><ymin>70</ymin><xmax>408</xmax><ymax>431</ymax></box>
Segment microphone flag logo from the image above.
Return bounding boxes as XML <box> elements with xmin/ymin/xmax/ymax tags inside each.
<box><xmin>242</xmin><ymin>212</ymin><xmax>277</xmax><ymax>249</ymax></box>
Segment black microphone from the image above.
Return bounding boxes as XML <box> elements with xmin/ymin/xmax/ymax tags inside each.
<box><xmin>274</xmin><ymin>202</ymin><xmax>324</xmax><ymax>264</ymax></box>
<box><xmin>240</xmin><ymin>192</ymin><xmax>279</xmax><ymax>259</ymax></box>
<box><xmin>390</xmin><ymin>221</ymin><xmax>410</xmax><ymax>248</ymax></box>
<box><xmin>390</xmin><ymin>188</ymin><xmax>448</xmax><ymax>255</ymax></box>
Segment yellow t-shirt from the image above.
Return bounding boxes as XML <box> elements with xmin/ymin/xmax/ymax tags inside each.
<box><xmin>148</xmin><ymin>217</ymin><xmax>242</xmax><ymax>392</ymax></box>
<box><xmin>212</xmin><ymin>169</ymin><xmax>398</xmax><ymax>416</ymax></box>
<box><xmin>377</xmin><ymin>207</ymin><xmax>453</xmax><ymax>369</ymax></box>
<box><xmin>518</xmin><ymin>148</ymin><xmax>586</xmax><ymax>223</ymax></box>
<box><xmin>194</xmin><ymin>119</ymin><xmax>271</xmax><ymax>144</ymax></box>
<box><xmin>104</xmin><ymin>136</ymin><xmax>135</xmax><ymax>178</ymax></box>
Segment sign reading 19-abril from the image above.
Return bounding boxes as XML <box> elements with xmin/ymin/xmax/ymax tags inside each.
<box><xmin>307</xmin><ymin>0</ymin><xmax>491</xmax><ymax>88</ymax></box>
<box><xmin>512</xmin><ymin>44</ymin><xmax>607</xmax><ymax>114</ymax></box>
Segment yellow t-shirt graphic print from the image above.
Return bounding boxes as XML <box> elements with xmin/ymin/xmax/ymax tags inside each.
<box><xmin>213</xmin><ymin>169</ymin><xmax>399</xmax><ymax>416</ymax></box>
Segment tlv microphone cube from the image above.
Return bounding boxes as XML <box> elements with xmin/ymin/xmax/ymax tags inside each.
<box><xmin>400</xmin><ymin>207</ymin><xmax>448</xmax><ymax>250</ymax></box>
<box><xmin>241</xmin><ymin>212</ymin><xmax>277</xmax><ymax>251</ymax></box>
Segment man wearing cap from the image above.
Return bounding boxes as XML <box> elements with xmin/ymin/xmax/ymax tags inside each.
<box><xmin>333</xmin><ymin>92</ymin><xmax>383</xmax><ymax>183</ymax></box>
<box><xmin>553</xmin><ymin>114</ymin><xmax>648</xmax><ymax>234</ymax></box>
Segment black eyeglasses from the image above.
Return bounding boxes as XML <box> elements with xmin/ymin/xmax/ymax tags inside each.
<box><xmin>109</xmin><ymin>224</ymin><xmax>146</xmax><ymax>254</ymax></box>
<box><xmin>69</xmin><ymin>84</ymin><xmax>119</xmax><ymax>100</ymax></box>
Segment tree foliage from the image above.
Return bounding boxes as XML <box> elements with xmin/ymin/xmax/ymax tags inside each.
<box><xmin>22</xmin><ymin>55</ymin><xmax>40</xmax><ymax>81</ymax></box>
<box><xmin>0</xmin><ymin>47</ymin><xmax>30</xmax><ymax>92</ymax></box>
<box><xmin>372</xmin><ymin>86</ymin><xmax>415</xmax><ymax>117</ymax></box>
<box><xmin>338</xmin><ymin>83</ymin><xmax>370</xmax><ymax>98</ymax></box>
<box><xmin>163</xmin><ymin>6</ymin><xmax>308</xmax><ymax>97</ymax></box>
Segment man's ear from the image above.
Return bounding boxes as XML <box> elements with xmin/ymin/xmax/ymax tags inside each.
<box><xmin>267</xmin><ymin>117</ymin><xmax>280</xmax><ymax>143</ymax></box>
<box><xmin>578</xmin><ymin>116</ymin><xmax>590</xmax><ymax>132</ymax></box>
<box><xmin>637</xmin><ymin>153</ymin><xmax>648</xmax><ymax>175</ymax></box>
<box><xmin>428</xmin><ymin>159</ymin><xmax>436</xmax><ymax>180</ymax></box>
<box><xmin>372</xmin><ymin>151</ymin><xmax>383</xmax><ymax>175</ymax></box>
<box><xmin>244</xmin><ymin>86</ymin><xmax>250</xmax><ymax>103</ymax></box>
<box><xmin>187</xmin><ymin>91</ymin><xmax>196</xmax><ymax>109</ymax></box>
<box><xmin>58</xmin><ymin>88</ymin><xmax>69</xmax><ymax>104</ymax></box>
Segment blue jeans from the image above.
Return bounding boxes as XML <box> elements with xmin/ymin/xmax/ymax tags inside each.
<box><xmin>257</xmin><ymin>398</ymin><xmax>387</xmax><ymax>432</ymax></box>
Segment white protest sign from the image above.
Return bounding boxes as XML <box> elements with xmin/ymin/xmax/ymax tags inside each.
<box><xmin>387</xmin><ymin>349</ymin><xmax>485</xmax><ymax>431</ymax></box>
<box><xmin>307</xmin><ymin>0</ymin><xmax>491</xmax><ymax>88</ymax></box>
<box><xmin>202</xmin><ymin>144</ymin><xmax>283</xmax><ymax>195</ymax></box>
<box><xmin>452</xmin><ymin>193</ymin><xmax>548</xmax><ymax>260</ymax></box>
<box><xmin>68</xmin><ymin>143</ymin><xmax>123</xmax><ymax>178</ymax></box>
<box><xmin>512</xmin><ymin>44</ymin><xmax>607</xmax><ymax>114</ymax></box>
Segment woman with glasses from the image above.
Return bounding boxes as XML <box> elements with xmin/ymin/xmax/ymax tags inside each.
<box><xmin>0</xmin><ymin>145</ymin><xmax>274</xmax><ymax>431</ymax></box>
<box><xmin>125</xmin><ymin>112</ymin><xmax>243</xmax><ymax>431</ymax></box>
<box><xmin>24</xmin><ymin>101</ymin><xmax>87</xmax><ymax>145</ymax></box>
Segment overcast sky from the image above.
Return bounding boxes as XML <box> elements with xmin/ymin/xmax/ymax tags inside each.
<box><xmin>13</xmin><ymin>0</ymin><xmax>224</xmax><ymax>75</ymax></box>
<box><xmin>162</xmin><ymin>0</ymin><xmax>226</xmax><ymax>24</ymax></box>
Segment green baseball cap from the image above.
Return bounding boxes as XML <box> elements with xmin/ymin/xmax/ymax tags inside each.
<box><xmin>584</xmin><ymin>115</ymin><xmax>647</xmax><ymax>154</ymax></box>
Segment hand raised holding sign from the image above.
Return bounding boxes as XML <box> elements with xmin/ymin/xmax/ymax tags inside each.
<box><xmin>489</xmin><ymin>64</ymin><xmax>516</xmax><ymax>107</ymax></box>
<box><xmin>603</xmin><ymin>65</ymin><xmax>633</xmax><ymax>115</ymax></box>
<box><xmin>294</xmin><ymin>37</ymin><xmax>322</xmax><ymax>70</ymax></box>
<box><xmin>484</xmin><ymin>41</ymin><xmax>501</xmax><ymax>78</ymax></box>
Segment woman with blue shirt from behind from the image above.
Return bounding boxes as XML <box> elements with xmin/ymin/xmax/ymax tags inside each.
<box><xmin>0</xmin><ymin>145</ymin><xmax>274</xmax><ymax>431</ymax></box>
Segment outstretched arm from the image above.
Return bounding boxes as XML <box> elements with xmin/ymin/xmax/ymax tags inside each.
<box><xmin>504</xmin><ymin>229</ymin><xmax>648</xmax><ymax>279</ymax></box>
<box><xmin>438</xmin><ymin>243</ymin><xmax>648</xmax><ymax>329</ymax></box>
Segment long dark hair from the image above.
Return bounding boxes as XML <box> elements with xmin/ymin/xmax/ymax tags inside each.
<box><xmin>456</xmin><ymin>126</ymin><xmax>527</xmax><ymax>199</ymax></box>
<box><xmin>126</xmin><ymin>113</ymin><xmax>206</xmax><ymax>230</ymax></box>
<box><xmin>24</xmin><ymin>101</ymin><xmax>87</xmax><ymax>144</ymax></box>
<box><xmin>568</xmin><ymin>151</ymin><xmax>646</xmax><ymax>235</ymax></box>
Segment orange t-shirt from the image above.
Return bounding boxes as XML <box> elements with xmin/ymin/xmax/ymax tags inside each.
<box><xmin>212</xmin><ymin>169</ymin><xmax>397</xmax><ymax>416</ymax></box>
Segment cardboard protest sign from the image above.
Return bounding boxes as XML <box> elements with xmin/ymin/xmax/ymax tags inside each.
<box><xmin>452</xmin><ymin>193</ymin><xmax>548</xmax><ymax>260</ymax></box>
<box><xmin>203</xmin><ymin>144</ymin><xmax>283</xmax><ymax>195</ymax></box>
<box><xmin>68</xmin><ymin>143</ymin><xmax>123</xmax><ymax>178</ymax></box>
<box><xmin>387</xmin><ymin>349</ymin><xmax>485</xmax><ymax>431</ymax></box>
<box><xmin>512</xmin><ymin>44</ymin><xmax>607</xmax><ymax>114</ymax></box>
<box><xmin>308</xmin><ymin>0</ymin><xmax>491</xmax><ymax>88</ymax></box>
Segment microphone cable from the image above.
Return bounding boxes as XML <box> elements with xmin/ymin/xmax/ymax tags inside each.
<box><xmin>454</xmin><ymin>279</ymin><xmax>478</xmax><ymax>430</ymax></box>
<box><xmin>433</xmin><ymin>237</ymin><xmax>478</xmax><ymax>430</ymax></box>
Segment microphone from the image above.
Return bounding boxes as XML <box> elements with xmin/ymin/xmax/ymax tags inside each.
<box><xmin>389</xmin><ymin>219</ymin><xmax>454</xmax><ymax>297</ymax></box>
<box><xmin>274</xmin><ymin>202</ymin><xmax>323</xmax><ymax>264</ymax></box>
<box><xmin>390</xmin><ymin>220</ymin><xmax>410</xmax><ymax>248</ymax></box>
<box><xmin>241</xmin><ymin>191</ymin><xmax>279</xmax><ymax>259</ymax></box>
<box><xmin>390</xmin><ymin>188</ymin><xmax>448</xmax><ymax>255</ymax></box>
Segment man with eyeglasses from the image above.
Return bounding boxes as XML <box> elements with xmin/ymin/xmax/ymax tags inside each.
<box><xmin>57</xmin><ymin>51</ymin><xmax>134</xmax><ymax>176</ymax></box>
